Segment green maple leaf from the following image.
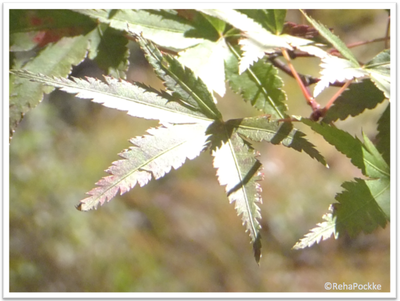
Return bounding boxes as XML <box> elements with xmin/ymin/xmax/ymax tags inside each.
<box><xmin>9</xmin><ymin>10</ymin><xmax>97</xmax><ymax>141</ymax></box>
<box><xmin>227</xmin><ymin>117</ymin><xmax>327</xmax><ymax>166</ymax></box>
<box><xmin>293</xmin><ymin>208</ymin><xmax>338</xmax><ymax>250</ymax></box>
<box><xmin>376</xmin><ymin>104</ymin><xmax>390</xmax><ymax>166</ymax></box>
<box><xmin>74</xmin><ymin>9</ymin><xmax>202</xmax><ymax>51</ymax></box>
<box><xmin>322</xmin><ymin>79</ymin><xmax>386</xmax><ymax>123</ymax></box>
<box><xmin>12</xmin><ymin>32</ymin><xmax>330</xmax><ymax>262</ymax></box>
<box><xmin>225</xmin><ymin>45</ymin><xmax>288</xmax><ymax>119</ymax></box>
<box><xmin>9</xmin><ymin>10</ymin><xmax>136</xmax><ymax>141</ymax></box>
<box><xmin>294</xmin><ymin>118</ymin><xmax>390</xmax><ymax>249</ymax></box>
<box><xmin>209</xmin><ymin>124</ymin><xmax>263</xmax><ymax>263</ymax></box>
<box><xmin>77</xmin><ymin>123</ymin><xmax>211</xmax><ymax>211</ymax></box>
<box><xmin>237</xmin><ymin>9</ymin><xmax>287</xmax><ymax>35</ymax></box>
<box><xmin>200</xmin><ymin>9</ymin><xmax>291</xmax><ymax>74</ymax></box>
<box><xmin>300</xmin><ymin>10</ymin><xmax>359</xmax><ymax>66</ymax></box>
<box><xmin>364</xmin><ymin>49</ymin><xmax>390</xmax><ymax>99</ymax></box>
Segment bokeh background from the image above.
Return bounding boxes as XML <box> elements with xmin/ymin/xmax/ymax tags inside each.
<box><xmin>9</xmin><ymin>9</ymin><xmax>391</xmax><ymax>293</ymax></box>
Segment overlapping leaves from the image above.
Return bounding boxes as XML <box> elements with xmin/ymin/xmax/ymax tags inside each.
<box><xmin>294</xmin><ymin>118</ymin><xmax>390</xmax><ymax>249</ymax></box>
<box><xmin>12</xmin><ymin>33</ymin><xmax>327</xmax><ymax>262</ymax></box>
<box><xmin>9</xmin><ymin>10</ymin><xmax>132</xmax><ymax>141</ymax></box>
<box><xmin>10</xmin><ymin>9</ymin><xmax>390</xmax><ymax>262</ymax></box>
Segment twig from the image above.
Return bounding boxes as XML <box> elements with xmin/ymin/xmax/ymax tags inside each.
<box><xmin>281</xmin><ymin>48</ymin><xmax>321</xmax><ymax>112</ymax></box>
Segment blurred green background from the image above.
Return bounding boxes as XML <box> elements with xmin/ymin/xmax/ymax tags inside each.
<box><xmin>9</xmin><ymin>9</ymin><xmax>390</xmax><ymax>293</ymax></box>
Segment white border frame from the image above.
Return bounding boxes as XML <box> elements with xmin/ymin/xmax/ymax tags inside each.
<box><xmin>3</xmin><ymin>1</ymin><xmax>397</xmax><ymax>299</ymax></box>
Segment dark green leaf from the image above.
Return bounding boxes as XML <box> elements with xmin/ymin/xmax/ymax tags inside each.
<box><xmin>227</xmin><ymin>117</ymin><xmax>327</xmax><ymax>167</ymax></box>
<box><xmin>301</xmin><ymin>119</ymin><xmax>365</xmax><ymax>175</ymax></box>
<box><xmin>135</xmin><ymin>34</ymin><xmax>222</xmax><ymax>121</ymax></box>
<box><xmin>88</xmin><ymin>24</ymin><xmax>130</xmax><ymax>78</ymax></box>
<box><xmin>10</xmin><ymin>9</ymin><xmax>95</xmax><ymax>51</ymax></box>
<box><xmin>301</xmin><ymin>10</ymin><xmax>359</xmax><ymax>67</ymax></box>
<box><xmin>322</xmin><ymin>79</ymin><xmax>386</xmax><ymax>123</ymax></box>
<box><xmin>301</xmin><ymin>118</ymin><xmax>390</xmax><ymax>179</ymax></box>
<box><xmin>361</xmin><ymin>132</ymin><xmax>390</xmax><ymax>179</ymax></box>
<box><xmin>333</xmin><ymin>179</ymin><xmax>388</xmax><ymax>237</ymax></box>
<box><xmin>238</xmin><ymin>9</ymin><xmax>287</xmax><ymax>34</ymax></box>
<box><xmin>200</xmin><ymin>12</ymin><xmax>226</xmax><ymax>35</ymax></box>
<box><xmin>364</xmin><ymin>49</ymin><xmax>390</xmax><ymax>99</ymax></box>
<box><xmin>10</xmin><ymin>35</ymin><xmax>90</xmax><ymax>141</ymax></box>
<box><xmin>77</xmin><ymin>123</ymin><xmax>211</xmax><ymax>211</ymax></box>
<box><xmin>225</xmin><ymin>45</ymin><xmax>287</xmax><ymax>119</ymax></box>
<box><xmin>376</xmin><ymin>103</ymin><xmax>390</xmax><ymax>165</ymax></box>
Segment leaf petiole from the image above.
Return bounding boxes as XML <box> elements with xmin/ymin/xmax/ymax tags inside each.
<box><xmin>281</xmin><ymin>48</ymin><xmax>321</xmax><ymax>112</ymax></box>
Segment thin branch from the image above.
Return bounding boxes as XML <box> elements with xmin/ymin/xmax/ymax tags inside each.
<box><xmin>385</xmin><ymin>16</ymin><xmax>390</xmax><ymax>49</ymax></box>
<box><xmin>324</xmin><ymin>80</ymin><xmax>352</xmax><ymax>110</ymax></box>
<box><xmin>268</xmin><ymin>55</ymin><xmax>348</xmax><ymax>88</ymax></box>
<box><xmin>281</xmin><ymin>48</ymin><xmax>321</xmax><ymax>112</ymax></box>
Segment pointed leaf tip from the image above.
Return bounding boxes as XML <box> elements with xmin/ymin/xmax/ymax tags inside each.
<box><xmin>211</xmin><ymin>127</ymin><xmax>263</xmax><ymax>259</ymax></box>
<box><xmin>77</xmin><ymin>123</ymin><xmax>211</xmax><ymax>211</ymax></box>
<box><xmin>293</xmin><ymin>209</ymin><xmax>338</xmax><ymax>250</ymax></box>
<box><xmin>253</xmin><ymin>233</ymin><xmax>262</xmax><ymax>264</ymax></box>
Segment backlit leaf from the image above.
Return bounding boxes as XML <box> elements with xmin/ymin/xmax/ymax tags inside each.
<box><xmin>225</xmin><ymin>45</ymin><xmax>287</xmax><ymax>119</ymax></box>
<box><xmin>322</xmin><ymin>79</ymin><xmax>386</xmax><ymax>123</ymax></box>
<box><xmin>77</xmin><ymin>123</ymin><xmax>211</xmax><ymax>211</ymax></box>
<box><xmin>301</xmin><ymin>10</ymin><xmax>359</xmax><ymax>66</ymax></box>
<box><xmin>376</xmin><ymin>103</ymin><xmax>390</xmax><ymax>165</ymax></box>
<box><xmin>238</xmin><ymin>9</ymin><xmax>287</xmax><ymax>35</ymax></box>
<box><xmin>333</xmin><ymin>178</ymin><xmax>388</xmax><ymax>237</ymax></box>
<box><xmin>135</xmin><ymin>34</ymin><xmax>222</xmax><ymax>121</ymax></box>
<box><xmin>301</xmin><ymin>118</ymin><xmax>390</xmax><ymax>178</ymax></box>
<box><xmin>178</xmin><ymin>38</ymin><xmax>230</xmax><ymax>97</ymax></box>
<box><xmin>364</xmin><ymin>49</ymin><xmax>390</xmax><ymax>99</ymax></box>
<box><xmin>293</xmin><ymin>208</ymin><xmax>338</xmax><ymax>250</ymax></box>
<box><xmin>313</xmin><ymin>55</ymin><xmax>368</xmax><ymax>98</ymax></box>
<box><xmin>11</xmin><ymin>69</ymin><xmax>213</xmax><ymax>124</ymax></box>
<box><xmin>200</xmin><ymin>9</ymin><xmax>291</xmax><ymax>74</ymax></box>
<box><xmin>227</xmin><ymin>117</ymin><xmax>327</xmax><ymax>167</ymax></box>
<box><xmin>10</xmin><ymin>35</ymin><xmax>90</xmax><ymax>141</ymax></box>
<box><xmin>209</xmin><ymin>123</ymin><xmax>263</xmax><ymax>263</ymax></box>
<box><xmin>74</xmin><ymin>9</ymin><xmax>202</xmax><ymax>51</ymax></box>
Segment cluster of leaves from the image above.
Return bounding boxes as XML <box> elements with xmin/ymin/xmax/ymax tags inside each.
<box><xmin>10</xmin><ymin>9</ymin><xmax>390</xmax><ymax>263</ymax></box>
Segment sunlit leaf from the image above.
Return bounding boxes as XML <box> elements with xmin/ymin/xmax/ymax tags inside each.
<box><xmin>227</xmin><ymin>117</ymin><xmax>327</xmax><ymax>167</ymax></box>
<box><xmin>333</xmin><ymin>178</ymin><xmax>388</xmax><ymax>237</ymax></box>
<box><xmin>10</xmin><ymin>35</ymin><xmax>90</xmax><ymax>141</ymax></box>
<box><xmin>200</xmin><ymin>9</ymin><xmax>291</xmax><ymax>74</ymax></box>
<box><xmin>313</xmin><ymin>55</ymin><xmax>368</xmax><ymax>98</ymax></box>
<box><xmin>210</xmin><ymin>125</ymin><xmax>263</xmax><ymax>263</ymax></box>
<box><xmin>361</xmin><ymin>132</ymin><xmax>390</xmax><ymax>179</ymax></box>
<box><xmin>77</xmin><ymin>123</ymin><xmax>211</xmax><ymax>211</ymax></box>
<box><xmin>322</xmin><ymin>79</ymin><xmax>386</xmax><ymax>123</ymax></box>
<box><xmin>301</xmin><ymin>10</ymin><xmax>359</xmax><ymax>66</ymax></box>
<box><xmin>238</xmin><ymin>9</ymin><xmax>287</xmax><ymax>35</ymax></box>
<box><xmin>301</xmin><ymin>118</ymin><xmax>377</xmax><ymax>176</ymax></box>
<box><xmin>11</xmin><ymin>70</ymin><xmax>213</xmax><ymax>124</ymax></box>
<box><xmin>74</xmin><ymin>9</ymin><xmax>202</xmax><ymax>51</ymax></box>
<box><xmin>293</xmin><ymin>208</ymin><xmax>338</xmax><ymax>250</ymax></box>
<box><xmin>364</xmin><ymin>49</ymin><xmax>390</xmax><ymax>99</ymax></box>
<box><xmin>88</xmin><ymin>24</ymin><xmax>130</xmax><ymax>78</ymax></box>
<box><xmin>178</xmin><ymin>38</ymin><xmax>230</xmax><ymax>97</ymax></box>
<box><xmin>134</xmin><ymin>34</ymin><xmax>222</xmax><ymax>121</ymax></box>
<box><xmin>225</xmin><ymin>45</ymin><xmax>287</xmax><ymax>119</ymax></box>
